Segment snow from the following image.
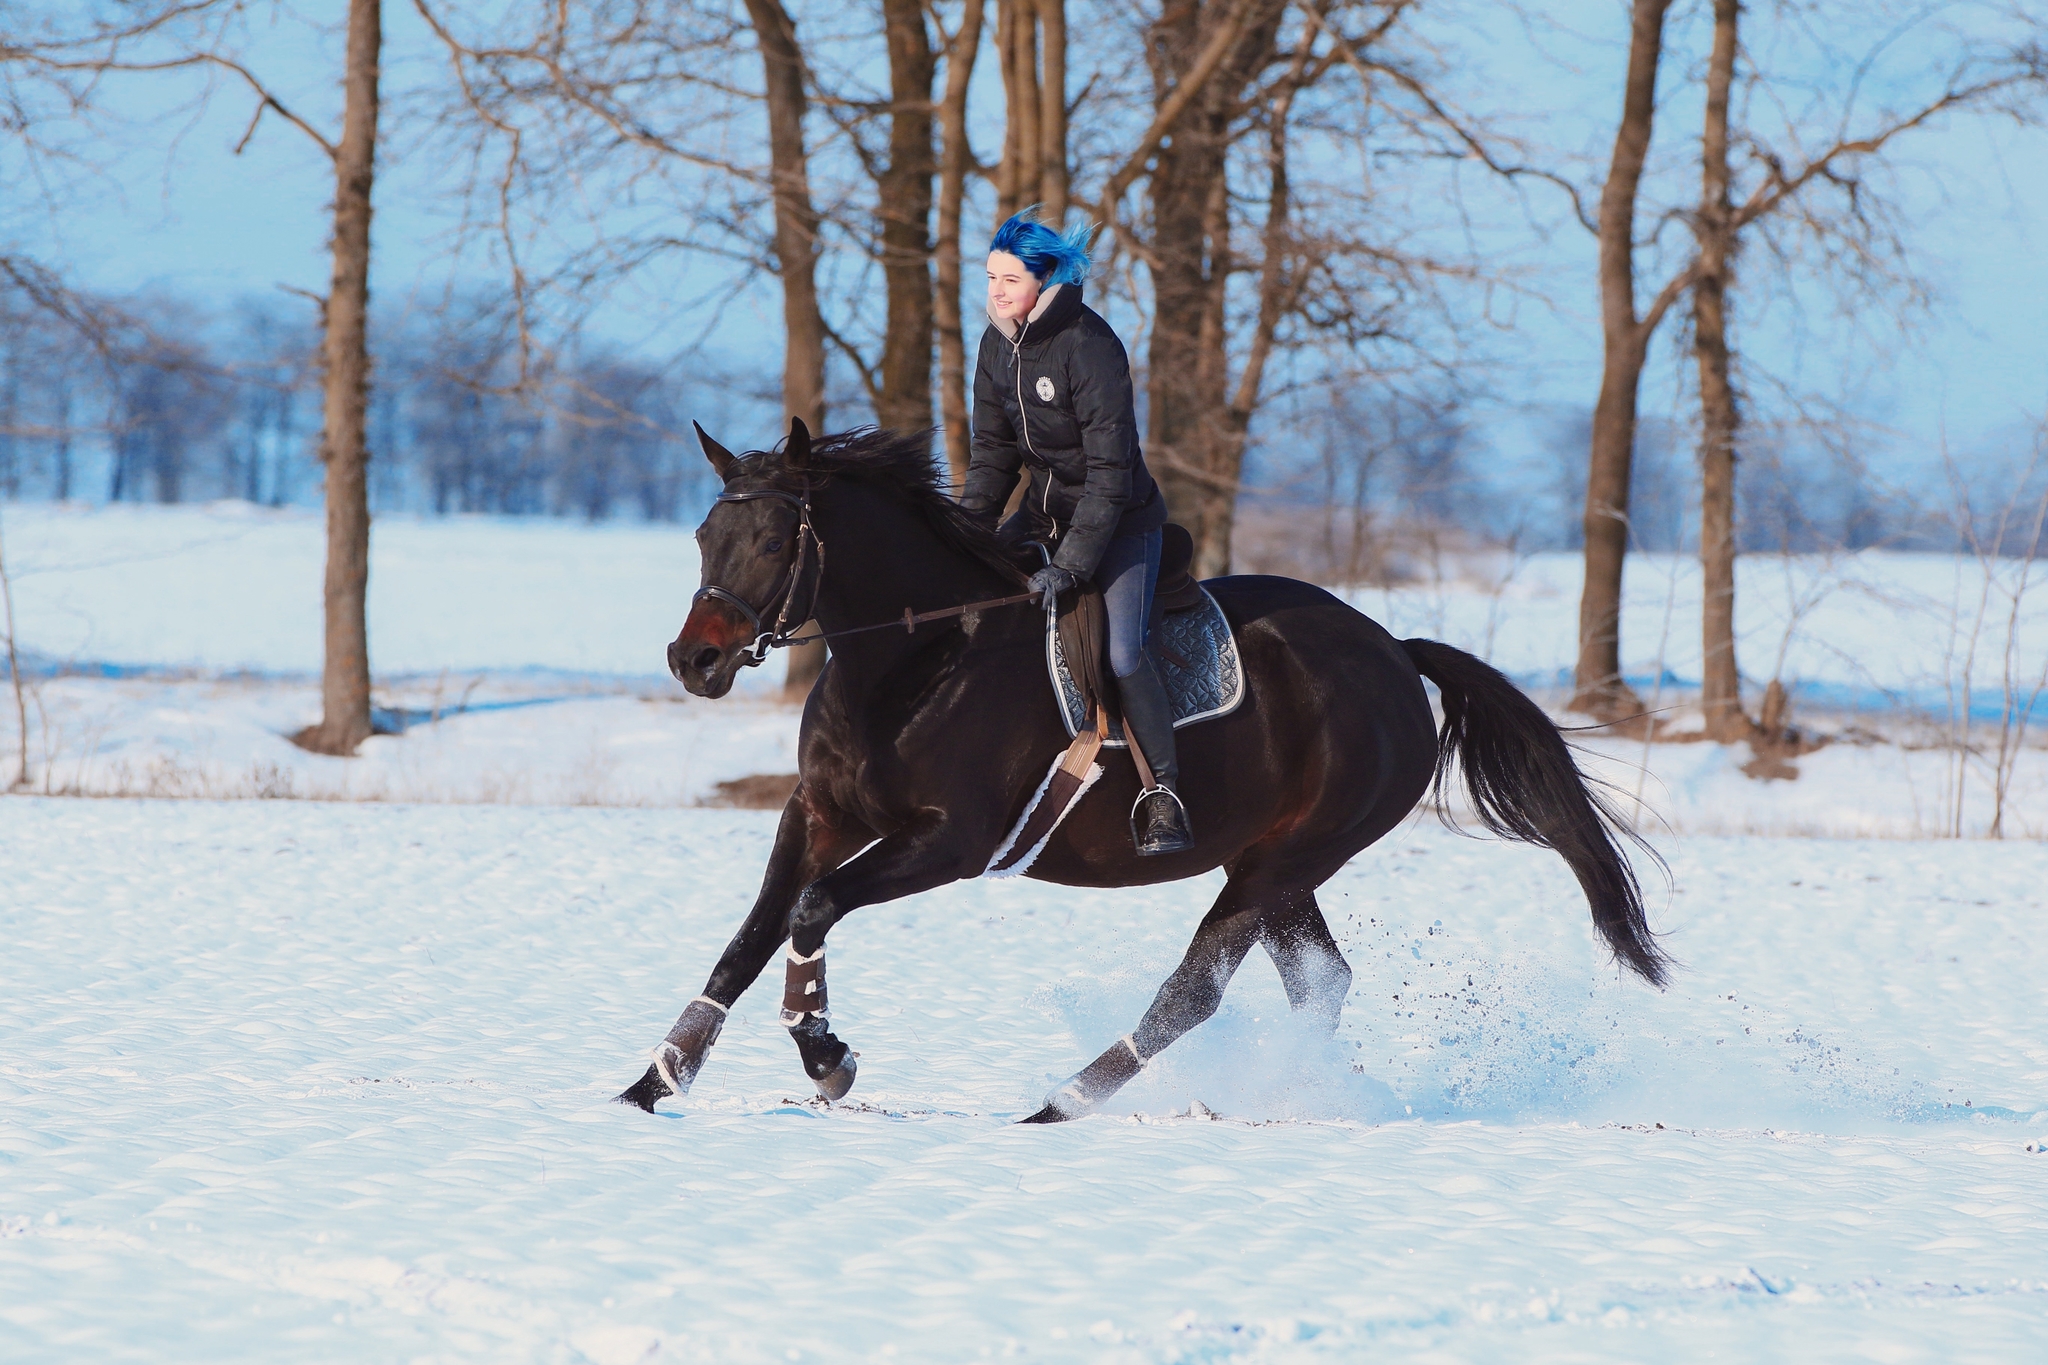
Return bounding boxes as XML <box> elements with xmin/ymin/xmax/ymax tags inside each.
<box><xmin>2</xmin><ymin>501</ymin><xmax>702</xmax><ymax>676</ymax></box>
<box><xmin>3</xmin><ymin>503</ymin><xmax>2046</xmax><ymax>1358</ymax></box>
<box><xmin>3</xmin><ymin>800</ymin><xmax>2045</xmax><ymax>1361</ymax></box>
<box><xmin>6</xmin><ymin>501</ymin><xmax>2044</xmax><ymax>832</ymax></box>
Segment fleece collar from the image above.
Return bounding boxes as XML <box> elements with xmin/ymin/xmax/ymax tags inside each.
<box><xmin>987</xmin><ymin>282</ymin><xmax>1082</xmax><ymax>342</ymax></box>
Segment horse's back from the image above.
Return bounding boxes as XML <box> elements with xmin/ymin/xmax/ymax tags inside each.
<box><xmin>1203</xmin><ymin>573</ymin><xmax>1431</xmax><ymax>713</ymax></box>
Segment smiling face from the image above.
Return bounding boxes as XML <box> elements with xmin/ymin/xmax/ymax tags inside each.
<box><xmin>986</xmin><ymin>251</ymin><xmax>1043</xmax><ymax>323</ymax></box>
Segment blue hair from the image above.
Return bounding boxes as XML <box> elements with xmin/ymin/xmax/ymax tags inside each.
<box><xmin>988</xmin><ymin>208</ymin><xmax>1094</xmax><ymax>286</ymax></box>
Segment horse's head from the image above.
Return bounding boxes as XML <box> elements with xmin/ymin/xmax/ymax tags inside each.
<box><xmin>668</xmin><ymin>418</ymin><xmax>819</xmax><ymax>698</ymax></box>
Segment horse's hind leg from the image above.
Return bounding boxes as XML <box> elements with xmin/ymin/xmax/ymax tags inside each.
<box><xmin>1023</xmin><ymin>878</ymin><xmax>1263</xmax><ymax>1124</ymax></box>
<box><xmin>1259</xmin><ymin>892</ymin><xmax>1352</xmax><ymax>1034</ymax></box>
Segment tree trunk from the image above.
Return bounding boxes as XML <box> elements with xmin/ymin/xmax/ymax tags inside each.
<box><xmin>1695</xmin><ymin>0</ymin><xmax>1748</xmax><ymax>741</ymax></box>
<box><xmin>935</xmin><ymin>0</ymin><xmax>985</xmax><ymax>489</ymax></box>
<box><xmin>742</xmin><ymin>0</ymin><xmax>828</xmax><ymax>700</ymax></box>
<box><xmin>1036</xmin><ymin>0</ymin><xmax>1068</xmax><ymax>221</ymax></box>
<box><xmin>744</xmin><ymin>0</ymin><xmax>827</xmax><ymax>437</ymax></box>
<box><xmin>996</xmin><ymin>0</ymin><xmax>1040</xmax><ymax>222</ymax></box>
<box><xmin>293</xmin><ymin>0</ymin><xmax>380</xmax><ymax>757</ymax></box>
<box><xmin>876</xmin><ymin>0</ymin><xmax>936</xmax><ymax>433</ymax></box>
<box><xmin>1212</xmin><ymin>43</ymin><xmax>1306</xmax><ymax>541</ymax></box>
<box><xmin>1144</xmin><ymin>0</ymin><xmax>1284</xmax><ymax>578</ymax></box>
<box><xmin>1570</xmin><ymin>0</ymin><xmax>1673</xmax><ymax>721</ymax></box>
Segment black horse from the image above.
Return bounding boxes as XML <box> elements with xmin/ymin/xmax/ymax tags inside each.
<box><xmin>618</xmin><ymin>421</ymin><xmax>1666</xmax><ymax>1121</ymax></box>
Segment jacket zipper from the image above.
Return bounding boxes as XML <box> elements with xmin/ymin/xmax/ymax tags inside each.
<box><xmin>1010</xmin><ymin>323</ymin><xmax>1058</xmax><ymax>537</ymax></box>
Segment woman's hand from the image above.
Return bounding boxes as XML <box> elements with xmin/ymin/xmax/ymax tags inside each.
<box><xmin>1029</xmin><ymin>564</ymin><xmax>1078</xmax><ymax>614</ymax></box>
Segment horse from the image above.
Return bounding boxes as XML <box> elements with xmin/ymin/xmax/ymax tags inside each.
<box><xmin>616</xmin><ymin>420</ymin><xmax>1667</xmax><ymax>1122</ymax></box>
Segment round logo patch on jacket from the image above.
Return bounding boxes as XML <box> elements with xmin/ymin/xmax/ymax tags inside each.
<box><xmin>1035</xmin><ymin>376</ymin><xmax>1056</xmax><ymax>402</ymax></box>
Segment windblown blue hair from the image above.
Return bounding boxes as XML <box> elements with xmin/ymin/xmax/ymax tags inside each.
<box><xmin>988</xmin><ymin>208</ymin><xmax>1095</xmax><ymax>286</ymax></box>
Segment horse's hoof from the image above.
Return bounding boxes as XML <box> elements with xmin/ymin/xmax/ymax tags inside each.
<box><xmin>814</xmin><ymin>1051</ymin><xmax>858</xmax><ymax>1103</ymax></box>
<box><xmin>1019</xmin><ymin>1082</ymin><xmax>1090</xmax><ymax>1124</ymax></box>
<box><xmin>615</xmin><ymin>1063</ymin><xmax>672</xmax><ymax>1113</ymax></box>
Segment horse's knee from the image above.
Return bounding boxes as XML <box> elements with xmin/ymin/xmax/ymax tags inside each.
<box><xmin>788</xmin><ymin>883</ymin><xmax>838</xmax><ymax>956</ymax></box>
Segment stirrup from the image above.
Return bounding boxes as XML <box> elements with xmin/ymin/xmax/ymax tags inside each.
<box><xmin>1131</xmin><ymin>785</ymin><xmax>1193</xmax><ymax>857</ymax></box>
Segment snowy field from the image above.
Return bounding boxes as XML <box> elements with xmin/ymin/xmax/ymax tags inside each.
<box><xmin>1</xmin><ymin>501</ymin><xmax>2044</xmax><ymax>834</ymax></box>
<box><xmin>4</xmin><ymin>800</ymin><xmax>2045</xmax><ymax>1362</ymax></box>
<box><xmin>3</xmin><ymin>502</ymin><xmax>2047</xmax><ymax>1360</ymax></box>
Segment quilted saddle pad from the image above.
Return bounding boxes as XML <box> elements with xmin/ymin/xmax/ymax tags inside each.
<box><xmin>1045</xmin><ymin>586</ymin><xmax>1246</xmax><ymax>746</ymax></box>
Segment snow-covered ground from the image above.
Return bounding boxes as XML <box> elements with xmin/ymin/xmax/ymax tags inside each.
<box><xmin>3</xmin><ymin>800</ymin><xmax>2044</xmax><ymax>1362</ymax></box>
<box><xmin>4</xmin><ymin>504</ymin><xmax>2045</xmax><ymax>1360</ymax></box>
<box><xmin>2</xmin><ymin>501</ymin><xmax>2042</xmax><ymax>834</ymax></box>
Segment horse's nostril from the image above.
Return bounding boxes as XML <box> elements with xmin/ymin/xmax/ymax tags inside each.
<box><xmin>692</xmin><ymin>647</ymin><xmax>722</xmax><ymax>673</ymax></box>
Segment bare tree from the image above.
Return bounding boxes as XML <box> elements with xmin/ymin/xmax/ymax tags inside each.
<box><xmin>738</xmin><ymin>0</ymin><xmax>830</xmax><ymax>697</ymax></box>
<box><xmin>1570</xmin><ymin>0</ymin><xmax>1688</xmax><ymax>722</ymax></box>
<box><xmin>994</xmin><ymin>0</ymin><xmax>1070</xmax><ymax>224</ymax></box>
<box><xmin>874</xmin><ymin>0</ymin><xmax>937</xmax><ymax>432</ymax></box>
<box><xmin>1099</xmin><ymin>0</ymin><xmax>1481</xmax><ymax>577</ymax></box>
<box><xmin>8</xmin><ymin>1</ymin><xmax>387</xmax><ymax>752</ymax></box>
<box><xmin>1692</xmin><ymin>0</ymin><xmax>1741</xmax><ymax>738</ymax></box>
<box><xmin>301</xmin><ymin>0</ymin><xmax>383</xmax><ymax>755</ymax></box>
<box><xmin>1687</xmin><ymin>2</ymin><xmax>2047</xmax><ymax>742</ymax></box>
<box><xmin>740</xmin><ymin>0</ymin><xmax>830</xmax><ymax>436</ymax></box>
<box><xmin>934</xmin><ymin>0</ymin><xmax>986</xmax><ymax>487</ymax></box>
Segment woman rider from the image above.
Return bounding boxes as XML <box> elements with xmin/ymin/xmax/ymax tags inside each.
<box><xmin>961</xmin><ymin>210</ymin><xmax>1194</xmax><ymax>857</ymax></box>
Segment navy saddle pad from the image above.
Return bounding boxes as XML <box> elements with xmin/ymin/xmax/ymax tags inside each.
<box><xmin>1045</xmin><ymin>586</ymin><xmax>1245</xmax><ymax>746</ymax></box>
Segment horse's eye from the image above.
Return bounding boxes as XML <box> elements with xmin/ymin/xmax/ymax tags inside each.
<box><xmin>764</xmin><ymin>538</ymin><xmax>784</xmax><ymax>554</ymax></box>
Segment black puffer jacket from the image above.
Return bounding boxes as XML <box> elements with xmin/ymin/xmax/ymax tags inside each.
<box><xmin>963</xmin><ymin>283</ymin><xmax>1166</xmax><ymax>579</ymax></box>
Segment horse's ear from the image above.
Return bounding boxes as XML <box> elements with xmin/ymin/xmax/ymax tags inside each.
<box><xmin>785</xmin><ymin>416</ymin><xmax>812</xmax><ymax>470</ymax></box>
<box><xmin>694</xmin><ymin>421</ymin><xmax>739</xmax><ymax>482</ymax></box>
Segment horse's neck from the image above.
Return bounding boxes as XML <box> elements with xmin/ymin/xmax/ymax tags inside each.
<box><xmin>809</xmin><ymin>483</ymin><xmax>1008</xmax><ymax>676</ymax></box>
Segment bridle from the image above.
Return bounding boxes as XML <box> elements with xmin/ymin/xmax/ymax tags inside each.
<box><xmin>692</xmin><ymin>484</ymin><xmax>824</xmax><ymax>666</ymax></box>
<box><xmin>689</xmin><ymin>478</ymin><xmax>1048</xmax><ymax>669</ymax></box>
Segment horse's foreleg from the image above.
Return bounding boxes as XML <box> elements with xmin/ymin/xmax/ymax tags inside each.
<box><xmin>778</xmin><ymin>813</ymin><xmax>982</xmax><ymax>1102</ymax></box>
<box><xmin>1259</xmin><ymin>892</ymin><xmax>1352</xmax><ymax>1034</ymax></box>
<box><xmin>1023</xmin><ymin>880</ymin><xmax>1262</xmax><ymax>1124</ymax></box>
<box><xmin>616</xmin><ymin>790</ymin><xmax>868</xmax><ymax>1113</ymax></box>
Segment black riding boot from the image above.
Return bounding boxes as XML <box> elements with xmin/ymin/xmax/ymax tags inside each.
<box><xmin>1117</xmin><ymin>654</ymin><xmax>1194</xmax><ymax>856</ymax></box>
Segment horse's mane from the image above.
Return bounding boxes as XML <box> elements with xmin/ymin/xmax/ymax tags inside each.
<box><xmin>740</xmin><ymin>426</ymin><xmax>1031</xmax><ymax>586</ymax></box>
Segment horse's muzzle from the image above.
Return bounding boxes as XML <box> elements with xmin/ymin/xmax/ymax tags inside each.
<box><xmin>669</xmin><ymin>603</ymin><xmax>751</xmax><ymax>698</ymax></box>
<box><xmin>668</xmin><ymin>633</ymin><xmax>738</xmax><ymax>698</ymax></box>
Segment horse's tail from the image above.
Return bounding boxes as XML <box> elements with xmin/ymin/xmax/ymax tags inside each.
<box><xmin>1402</xmin><ymin>638</ymin><xmax>1670</xmax><ymax>988</ymax></box>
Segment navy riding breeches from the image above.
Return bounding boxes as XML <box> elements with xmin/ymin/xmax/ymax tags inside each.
<box><xmin>1096</xmin><ymin>529</ymin><xmax>1161</xmax><ymax>679</ymax></box>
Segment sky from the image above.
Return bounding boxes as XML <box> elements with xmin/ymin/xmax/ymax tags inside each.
<box><xmin>6</xmin><ymin>0</ymin><xmax>2045</xmax><ymax>487</ymax></box>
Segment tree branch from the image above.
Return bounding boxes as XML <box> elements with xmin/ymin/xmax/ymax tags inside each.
<box><xmin>1732</xmin><ymin>71</ymin><xmax>2040</xmax><ymax>232</ymax></box>
<box><xmin>1300</xmin><ymin>1</ymin><xmax>1596</xmax><ymax>234</ymax></box>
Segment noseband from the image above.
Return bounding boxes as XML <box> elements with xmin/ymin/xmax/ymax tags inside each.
<box><xmin>693</xmin><ymin>485</ymin><xmax>823</xmax><ymax>665</ymax></box>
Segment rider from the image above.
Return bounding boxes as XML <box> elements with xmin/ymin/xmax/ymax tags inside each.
<box><xmin>962</xmin><ymin>209</ymin><xmax>1194</xmax><ymax>857</ymax></box>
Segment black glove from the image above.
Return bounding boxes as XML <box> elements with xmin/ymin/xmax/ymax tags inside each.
<box><xmin>1029</xmin><ymin>564</ymin><xmax>1078</xmax><ymax>612</ymax></box>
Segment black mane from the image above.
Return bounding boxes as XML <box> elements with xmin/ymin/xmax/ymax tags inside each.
<box><xmin>739</xmin><ymin>426</ymin><xmax>1030</xmax><ymax>586</ymax></box>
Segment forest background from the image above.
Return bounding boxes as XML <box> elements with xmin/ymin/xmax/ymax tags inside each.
<box><xmin>2</xmin><ymin>0</ymin><xmax>2045</xmax><ymax>754</ymax></box>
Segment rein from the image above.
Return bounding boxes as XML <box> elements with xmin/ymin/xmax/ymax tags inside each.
<box><xmin>694</xmin><ymin>483</ymin><xmax>1043</xmax><ymax>663</ymax></box>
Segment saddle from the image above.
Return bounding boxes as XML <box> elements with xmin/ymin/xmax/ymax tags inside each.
<box><xmin>1048</xmin><ymin>524</ymin><xmax>1244</xmax><ymax>747</ymax></box>
<box><xmin>985</xmin><ymin>525</ymin><xmax>1244</xmax><ymax>876</ymax></box>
